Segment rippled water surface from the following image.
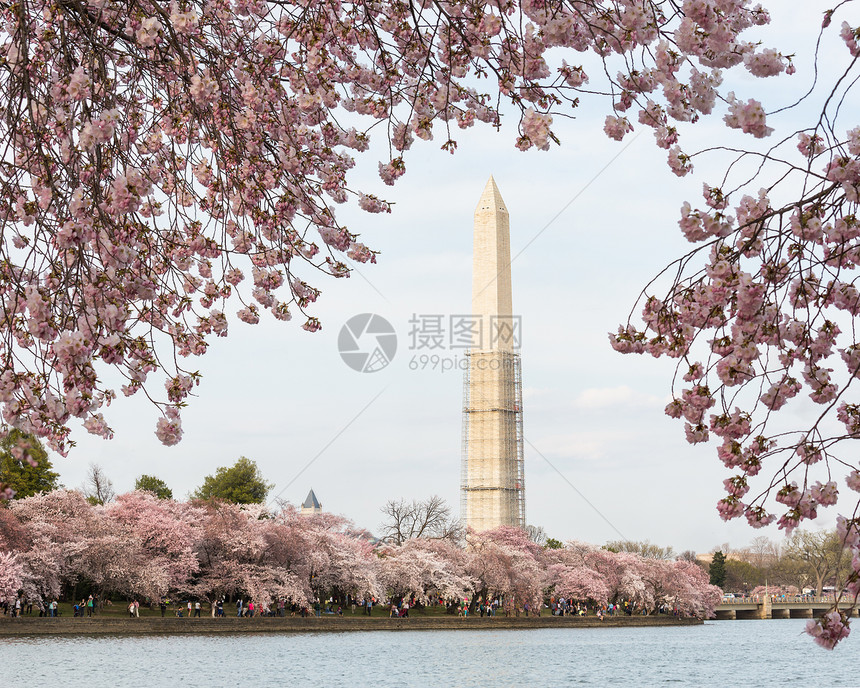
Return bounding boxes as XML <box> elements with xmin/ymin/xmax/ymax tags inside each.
<box><xmin>2</xmin><ymin>620</ymin><xmax>856</xmax><ymax>686</ymax></box>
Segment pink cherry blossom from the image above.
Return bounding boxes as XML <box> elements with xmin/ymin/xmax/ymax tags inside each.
<box><xmin>743</xmin><ymin>48</ymin><xmax>787</xmax><ymax>77</ymax></box>
<box><xmin>155</xmin><ymin>408</ymin><xmax>183</xmax><ymax>446</ymax></box>
<box><xmin>604</xmin><ymin>115</ymin><xmax>633</xmax><ymax>141</ymax></box>
<box><xmin>521</xmin><ymin>109</ymin><xmax>554</xmax><ymax>151</ymax></box>
<box><xmin>0</xmin><ymin>551</ymin><xmax>23</xmax><ymax>601</ymax></box>
<box><xmin>807</xmin><ymin>610</ymin><xmax>851</xmax><ymax>649</ymax></box>
<box><xmin>723</xmin><ymin>95</ymin><xmax>773</xmax><ymax>138</ymax></box>
<box><xmin>841</xmin><ymin>22</ymin><xmax>860</xmax><ymax>57</ymax></box>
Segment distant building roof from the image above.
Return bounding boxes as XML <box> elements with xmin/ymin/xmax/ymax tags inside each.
<box><xmin>697</xmin><ymin>552</ymin><xmax>744</xmax><ymax>565</ymax></box>
<box><xmin>302</xmin><ymin>489</ymin><xmax>321</xmax><ymax>510</ymax></box>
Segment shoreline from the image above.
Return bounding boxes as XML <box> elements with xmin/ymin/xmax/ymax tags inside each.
<box><xmin>0</xmin><ymin>615</ymin><xmax>701</xmax><ymax>636</ymax></box>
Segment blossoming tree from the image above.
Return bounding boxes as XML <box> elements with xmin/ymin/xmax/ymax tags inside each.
<box><xmin>0</xmin><ymin>0</ymin><xmax>788</xmax><ymax>458</ymax></box>
<box><xmin>0</xmin><ymin>552</ymin><xmax>24</xmax><ymax>603</ymax></box>
<box><xmin>379</xmin><ymin>537</ymin><xmax>475</xmax><ymax>604</ymax></box>
<box><xmin>605</xmin><ymin>4</ymin><xmax>860</xmax><ymax>645</ymax></box>
<box><xmin>0</xmin><ymin>490</ymin><xmax>722</xmax><ymax>618</ymax></box>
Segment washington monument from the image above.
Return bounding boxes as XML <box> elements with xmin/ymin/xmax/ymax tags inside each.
<box><xmin>460</xmin><ymin>177</ymin><xmax>525</xmax><ymax>531</ymax></box>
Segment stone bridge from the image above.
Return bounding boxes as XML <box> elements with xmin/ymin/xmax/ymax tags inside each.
<box><xmin>715</xmin><ymin>596</ymin><xmax>859</xmax><ymax>620</ymax></box>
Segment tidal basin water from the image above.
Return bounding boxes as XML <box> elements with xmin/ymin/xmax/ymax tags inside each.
<box><xmin>2</xmin><ymin>620</ymin><xmax>856</xmax><ymax>686</ymax></box>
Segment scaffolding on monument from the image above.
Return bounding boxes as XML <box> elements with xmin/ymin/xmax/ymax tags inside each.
<box><xmin>460</xmin><ymin>350</ymin><xmax>525</xmax><ymax>529</ymax></box>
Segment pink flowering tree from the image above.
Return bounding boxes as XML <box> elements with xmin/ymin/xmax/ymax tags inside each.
<box><xmin>100</xmin><ymin>491</ymin><xmax>202</xmax><ymax>598</ymax></box>
<box><xmin>0</xmin><ymin>551</ymin><xmax>23</xmax><ymax>603</ymax></box>
<box><xmin>190</xmin><ymin>501</ymin><xmax>379</xmax><ymax>607</ymax></box>
<box><xmin>607</xmin><ymin>6</ymin><xmax>860</xmax><ymax>644</ymax></box>
<box><xmin>10</xmin><ymin>489</ymin><xmax>98</xmax><ymax>602</ymax></box>
<box><xmin>544</xmin><ymin>542</ymin><xmax>720</xmax><ymax>617</ymax></box>
<box><xmin>13</xmin><ymin>539</ymin><xmax>64</xmax><ymax>606</ymax></box>
<box><xmin>0</xmin><ymin>0</ymin><xmax>790</xmax><ymax>471</ymax></box>
<box><xmin>562</xmin><ymin>547</ymin><xmax>657</xmax><ymax>612</ymax></box>
<box><xmin>671</xmin><ymin>560</ymin><xmax>723</xmax><ymax>617</ymax></box>
<box><xmin>465</xmin><ymin>526</ymin><xmax>545</xmax><ymax>613</ymax></box>
<box><xmin>545</xmin><ymin>542</ymin><xmax>613</xmax><ymax>607</ymax></box>
<box><xmin>9</xmin><ymin>489</ymin><xmax>200</xmax><ymax>603</ymax></box>
<box><xmin>0</xmin><ymin>508</ymin><xmax>28</xmax><ymax>552</ymax></box>
<box><xmin>190</xmin><ymin>500</ymin><xmax>310</xmax><ymax>606</ymax></box>
<box><xmin>637</xmin><ymin>558</ymin><xmax>722</xmax><ymax>617</ymax></box>
<box><xmin>378</xmin><ymin>537</ymin><xmax>475</xmax><ymax>605</ymax></box>
<box><xmin>546</xmin><ymin>560</ymin><xmax>611</xmax><ymax>607</ymax></box>
<box><xmin>292</xmin><ymin>512</ymin><xmax>382</xmax><ymax>604</ymax></box>
<box><xmin>187</xmin><ymin>500</ymin><xmax>252</xmax><ymax>604</ymax></box>
<box><xmin>557</xmin><ymin>541</ymin><xmax>633</xmax><ymax>604</ymax></box>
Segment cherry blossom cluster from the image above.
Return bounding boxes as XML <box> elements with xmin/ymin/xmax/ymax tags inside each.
<box><xmin>0</xmin><ymin>551</ymin><xmax>23</xmax><ymax>602</ymax></box>
<box><xmin>807</xmin><ymin>610</ymin><xmax>851</xmax><ymax>650</ymax></box>
<box><xmin>612</xmin><ymin>12</ymin><xmax>860</xmax><ymax>644</ymax></box>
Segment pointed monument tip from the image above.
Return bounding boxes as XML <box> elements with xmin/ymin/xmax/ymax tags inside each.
<box><xmin>477</xmin><ymin>175</ymin><xmax>508</xmax><ymax>214</ymax></box>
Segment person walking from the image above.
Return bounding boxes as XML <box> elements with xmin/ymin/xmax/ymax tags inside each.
<box><xmin>160</xmin><ymin>598</ymin><xmax>167</xmax><ymax>617</ymax></box>
<box><xmin>237</xmin><ymin>598</ymin><xmax>243</xmax><ymax>617</ymax></box>
<box><xmin>194</xmin><ymin>601</ymin><xmax>201</xmax><ymax>617</ymax></box>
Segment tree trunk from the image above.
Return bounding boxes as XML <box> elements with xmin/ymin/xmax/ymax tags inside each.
<box><xmin>468</xmin><ymin>587</ymin><xmax>487</xmax><ymax>615</ymax></box>
<box><xmin>815</xmin><ymin>570</ymin><xmax>825</xmax><ymax>597</ymax></box>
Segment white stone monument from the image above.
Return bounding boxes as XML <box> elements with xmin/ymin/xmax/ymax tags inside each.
<box><xmin>461</xmin><ymin>177</ymin><xmax>525</xmax><ymax>531</ymax></box>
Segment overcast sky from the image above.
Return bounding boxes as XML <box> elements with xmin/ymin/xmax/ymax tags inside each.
<box><xmin>50</xmin><ymin>2</ymin><xmax>859</xmax><ymax>554</ymax></box>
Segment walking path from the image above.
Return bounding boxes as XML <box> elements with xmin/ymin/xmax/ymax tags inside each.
<box><xmin>0</xmin><ymin>615</ymin><xmax>700</xmax><ymax>636</ymax></box>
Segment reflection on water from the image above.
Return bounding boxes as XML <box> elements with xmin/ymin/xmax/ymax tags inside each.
<box><xmin>0</xmin><ymin>620</ymin><xmax>853</xmax><ymax>687</ymax></box>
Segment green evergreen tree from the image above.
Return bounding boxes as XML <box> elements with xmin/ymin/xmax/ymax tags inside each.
<box><xmin>709</xmin><ymin>550</ymin><xmax>728</xmax><ymax>589</ymax></box>
<box><xmin>192</xmin><ymin>457</ymin><xmax>273</xmax><ymax>504</ymax></box>
<box><xmin>0</xmin><ymin>429</ymin><xmax>60</xmax><ymax>499</ymax></box>
<box><xmin>134</xmin><ymin>474</ymin><xmax>173</xmax><ymax>500</ymax></box>
<box><xmin>545</xmin><ymin>538</ymin><xmax>564</xmax><ymax>550</ymax></box>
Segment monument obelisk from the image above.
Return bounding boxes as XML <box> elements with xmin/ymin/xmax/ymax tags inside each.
<box><xmin>461</xmin><ymin>177</ymin><xmax>525</xmax><ymax>531</ymax></box>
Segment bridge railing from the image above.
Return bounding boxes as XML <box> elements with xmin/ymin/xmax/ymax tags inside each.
<box><xmin>719</xmin><ymin>595</ymin><xmax>837</xmax><ymax>605</ymax></box>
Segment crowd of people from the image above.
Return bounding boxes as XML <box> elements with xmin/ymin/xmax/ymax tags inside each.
<box><xmin>1</xmin><ymin>594</ymin><xmax>80</xmax><ymax>618</ymax></box>
<box><xmin>1</xmin><ymin>590</ymin><xmax>701</xmax><ymax>624</ymax></box>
